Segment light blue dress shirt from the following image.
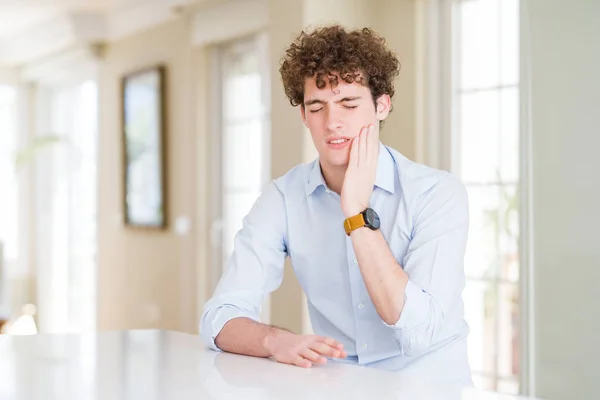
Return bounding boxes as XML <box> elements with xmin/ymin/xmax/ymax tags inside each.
<box><xmin>201</xmin><ymin>143</ymin><xmax>472</xmax><ymax>385</ymax></box>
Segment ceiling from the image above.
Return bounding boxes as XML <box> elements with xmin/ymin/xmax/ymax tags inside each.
<box><xmin>0</xmin><ymin>0</ymin><xmax>202</xmax><ymax>67</ymax></box>
<box><xmin>0</xmin><ymin>1</ymin><xmax>147</xmax><ymax>39</ymax></box>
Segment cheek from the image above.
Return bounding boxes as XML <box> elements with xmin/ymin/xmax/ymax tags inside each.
<box><xmin>307</xmin><ymin>114</ymin><xmax>326</xmax><ymax>132</ymax></box>
<box><xmin>306</xmin><ymin>116</ymin><xmax>325</xmax><ymax>143</ymax></box>
<box><xmin>351</xmin><ymin>107</ymin><xmax>377</xmax><ymax>129</ymax></box>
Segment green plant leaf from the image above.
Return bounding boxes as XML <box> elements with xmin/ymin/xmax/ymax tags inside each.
<box><xmin>14</xmin><ymin>135</ymin><xmax>68</xmax><ymax>171</ymax></box>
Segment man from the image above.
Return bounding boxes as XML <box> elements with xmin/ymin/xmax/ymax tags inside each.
<box><xmin>201</xmin><ymin>25</ymin><xmax>472</xmax><ymax>385</ymax></box>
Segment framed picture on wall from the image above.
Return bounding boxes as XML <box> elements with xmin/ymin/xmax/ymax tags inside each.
<box><xmin>121</xmin><ymin>65</ymin><xmax>167</xmax><ymax>229</ymax></box>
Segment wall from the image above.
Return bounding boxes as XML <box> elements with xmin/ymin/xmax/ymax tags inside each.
<box><xmin>374</xmin><ymin>0</ymin><xmax>418</xmax><ymax>161</ymax></box>
<box><xmin>97</xmin><ymin>17</ymin><xmax>199</xmax><ymax>333</ymax></box>
<box><xmin>527</xmin><ymin>0</ymin><xmax>600</xmax><ymax>399</ymax></box>
<box><xmin>95</xmin><ymin>0</ymin><xmax>421</xmax><ymax>335</ymax></box>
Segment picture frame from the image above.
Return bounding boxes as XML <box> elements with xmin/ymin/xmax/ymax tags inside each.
<box><xmin>121</xmin><ymin>65</ymin><xmax>167</xmax><ymax>229</ymax></box>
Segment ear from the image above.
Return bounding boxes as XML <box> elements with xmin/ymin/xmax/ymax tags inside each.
<box><xmin>375</xmin><ymin>94</ymin><xmax>391</xmax><ymax>121</ymax></box>
<box><xmin>300</xmin><ymin>105</ymin><xmax>309</xmax><ymax>129</ymax></box>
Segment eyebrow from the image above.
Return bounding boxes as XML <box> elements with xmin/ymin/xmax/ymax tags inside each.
<box><xmin>304</xmin><ymin>96</ymin><xmax>363</xmax><ymax>106</ymax></box>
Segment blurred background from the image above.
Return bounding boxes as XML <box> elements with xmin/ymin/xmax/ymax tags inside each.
<box><xmin>0</xmin><ymin>0</ymin><xmax>597</xmax><ymax>399</ymax></box>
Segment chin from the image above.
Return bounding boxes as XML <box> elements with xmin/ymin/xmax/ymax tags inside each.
<box><xmin>318</xmin><ymin>147</ymin><xmax>350</xmax><ymax>168</ymax></box>
<box><xmin>324</xmin><ymin>156</ymin><xmax>350</xmax><ymax>169</ymax></box>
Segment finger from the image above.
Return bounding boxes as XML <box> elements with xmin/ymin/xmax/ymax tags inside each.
<box><xmin>309</xmin><ymin>341</ymin><xmax>342</xmax><ymax>358</ymax></box>
<box><xmin>358</xmin><ymin>126</ymin><xmax>368</xmax><ymax>167</ymax></box>
<box><xmin>364</xmin><ymin>124</ymin><xmax>372</xmax><ymax>162</ymax></box>
<box><xmin>319</xmin><ymin>336</ymin><xmax>344</xmax><ymax>349</ymax></box>
<box><xmin>371</xmin><ymin>123</ymin><xmax>379</xmax><ymax>142</ymax></box>
<box><xmin>348</xmin><ymin>134</ymin><xmax>359</xmax><ymax>167</ymax></box>
<box><xmin>368</xmin><ymin>124</ymin><xmax>379</xmax><ymax>166</ymax></box>
<box><xmin>333</xmin><ymin>346</ymin><xmax>347</xmax><ymax>359</ymax></box>
<box><xmin>292</xmin><ymin>355</ymin><xmax>312</xmax><ymax>368</ymax></box>
<box><xmin>301</xmin><ymin>348</ymin><xmax>327</xmax><ymax>364</ymax></box>
<box><xmin>315</xmin><ymin>337</ymin><xmax>347</xmax><ymax>358</ymax></box>
<box><xmin>367</xmin><ymin>124</ymin><xmax>375</xmax><ymax>151</ymax></box>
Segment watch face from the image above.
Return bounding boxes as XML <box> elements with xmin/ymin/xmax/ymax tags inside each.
<box><xmin>365</xmin><ymin>208</ymin><xmax>381</xmax><ymax>230</ymax></box>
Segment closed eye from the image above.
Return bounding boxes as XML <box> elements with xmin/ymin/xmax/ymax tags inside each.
<box><xmin>308</xmin><ymin>104</ymin><xmax>357</xmax><ymax>113</ymax></box>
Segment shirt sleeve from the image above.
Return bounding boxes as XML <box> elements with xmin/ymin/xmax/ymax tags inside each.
<box><xmin>384</xmin><ymin>174</ymin><xmax>469</xmax><ymax>356</ymax></box>
<box><xmin>200</xmin><ymin>182</ymin><xmax>288</xmax><ymax>351</ymax></box>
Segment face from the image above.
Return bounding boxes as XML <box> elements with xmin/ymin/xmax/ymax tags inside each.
<box><xmin>301</xmin><ymin>74</ymin><xmax>391</xmax><ymax>170</ymax></box>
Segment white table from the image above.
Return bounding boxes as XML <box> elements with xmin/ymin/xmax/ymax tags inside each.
<box><xmin>0</xmin><ymin>330</ymin><xmax>539</xmax><ymax>400</ymax></box>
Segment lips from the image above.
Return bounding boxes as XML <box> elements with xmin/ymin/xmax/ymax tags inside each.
<box><xmin>326</xmin><ymin>137</ymin><xmax>352</xmax><ymax>149</ymax></box>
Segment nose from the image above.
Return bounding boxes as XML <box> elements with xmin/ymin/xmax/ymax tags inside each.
<box><xmin>325</xmin><ymin>107</ymin><xmax>343</xmax><ymax>132</ymax></box>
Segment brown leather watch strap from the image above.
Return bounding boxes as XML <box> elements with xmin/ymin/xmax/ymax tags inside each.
<box><xmin>344</xmin><ymin>212</ymin><xmax>366</xmax><ymax>236</ymax></box>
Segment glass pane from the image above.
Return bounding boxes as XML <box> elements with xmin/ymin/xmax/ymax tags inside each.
<box><xmin>223</xmin><ymin>42</ymin><xmax>259</xmax><ymax>76</ymax></box>
<box><xmin>465</xmin><ymin>186</ymin><xmax>500</xmax><ymax>279</ymax></box>
<box><xmin>497</xmin><ymin>282</ymin><xmax>519</xmax><ymax>378</ymax></box>
<box><xmin>459</xmin><ymin>91</ymin><xmax>500</xmax><ymax>184</ymax></box>
<box><xmin>48</xmin><ymin>87</ymin><xmax>73</xmax><ymax>333</ymax></box>
<box><xmin>500</xmin><ymin>0</ymin><xmax>519</xmax><ymax>86</ymax></box>
<box><xmin>69</xmin><ymin>81</ymin><xmax>98</xmax><ymax>332</ymax></box>
<box><xmin>222</xmin><ymin>118</ymin><xmax>264</xmax><ymax>190</ymax></box>
<box><xmin>222</xmin><ymin>191</ymin><xmax>261</xmax><ymax>265</ymax></box>
<box><xmin>223</xmin><ymin>72</ymin><xmax>263</xmax><ymax>121</ymax></box>
<box><xmin>497</xmin><ymin>378</ymin><xmax>520</xmax><ymax>395</ymax></box>
<box><xmin>0</xmin><ymin>86</ymin><xmax>18</xmax><ymax>262</ymax></box>
<box><xmin>218</xmin><ymin>36</ymin><xmax>269</xmax><ymax>278</ymax></box>
<box><xmin>498</xmin><ymin>184</ymin><xmax>519</xmax><ymax>281</ymax></box>
<box><xmin>464</xmin><ymin>280</ymin><xmax>497</xmax><ymax>375</ymax></box>
<box><xmin>499</xmin><ymin>87</ymin><xmax>519</xmax><ymax>183</ymax></box>
<box><xmin>458</xmin><ymin>0</ymin><xmax>501</xmax><ymax>90</ymax></box>
<box><xmin>472</xmin><ymin>374</ymin><xmax>496</xmax><ymax>392</ymax></box>
<box><xmin>123</xmin><ymin>70</ymin><xmax>164</xmax><ymax>227</ymax></box>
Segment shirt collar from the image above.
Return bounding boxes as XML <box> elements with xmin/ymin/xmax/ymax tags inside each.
<box><xmin>373</xmin><ymin>142</ymin><xmax>396</xmax><ymax>194</ymax></box>
<box><xmin>306</xmin><ymin>142</ymin><xmax>396</xmax><ymax>196</ymax></box>
<box><xmin>306</xmin><ymin>158</ymin><xmax>327</xmax><ymax>196</ymax></box>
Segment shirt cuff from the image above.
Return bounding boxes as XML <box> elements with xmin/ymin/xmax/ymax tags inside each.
<box><xmin>204</xmin><ymin>306</ymin><xmax>259</xmax><ymax>351</ymax></box>
<box><xmin>384</xmin><ymin>280</ymin><xmax>432</xmax><ymax>330</ymax></box>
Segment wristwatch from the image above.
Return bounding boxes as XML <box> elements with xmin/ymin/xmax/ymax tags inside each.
<box><xmin>344</xmin><ymin>208</ymin><xmax>381</xmax><ymax>236</ymax></box>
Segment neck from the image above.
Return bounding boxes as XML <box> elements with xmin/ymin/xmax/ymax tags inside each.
<box><xmin>320</xmin><ymin>162</ymin><xmax>346</xmax><ymax>195</ymax></box>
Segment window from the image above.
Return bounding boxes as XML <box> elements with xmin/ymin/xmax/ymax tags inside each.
<box><xmin>451</xmin><ymin>0</ymin><xmax>521</xmax><ymax>394</ymax></box>
<box><xmin>35</xmin><ymin>81</ymin><xmax>98</xmax><ymax>333</ymax></box>
<box><xmin>210</xmin><ymin>34</ymin><xmax>270</xmax><ymax>320</ymax></box>
<box><xmin>0</xmin><ymin>85</ymin><xmax>18</xmax><ymax>315</ymax></box>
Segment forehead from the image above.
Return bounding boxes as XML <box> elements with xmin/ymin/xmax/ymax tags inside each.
<box><xmin>303</xmin><ymin>74</ymin><xmax>369</xmax><ymax>100</ymax></box>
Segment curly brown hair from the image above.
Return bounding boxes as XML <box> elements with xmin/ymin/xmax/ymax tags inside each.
<box><xmin>279</xmin><ymin>25</ymin><xmax>400</xmax><ymax>110</ymax></box>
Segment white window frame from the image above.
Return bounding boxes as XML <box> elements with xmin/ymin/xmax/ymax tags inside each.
<box><xmin>518</xmin><ymin>0</ymin><xmax>535</xmax><ymax>395</ymax></box>
<box><xmin>418</xmin><ymin>0</ymin><xmax>534</xmax><ymax>395</ymax></box>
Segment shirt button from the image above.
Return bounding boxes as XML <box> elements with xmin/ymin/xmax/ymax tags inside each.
<box><xmin>358</xmin><ymin>303</ymin><xmax>364</xmax><ymax>310</ymax></box>
<box><xmin>325</xmin><ymin>189</ymin><xmax>331</xmax><ymax>194</ymax></box>
<box><xmin>362</xmin><ymin>343</ymin><xmax>368</xmax><ymax>349</ymax></box>
<box><xmin>353</xmin><ymin>258</ymin><xmax>358</xmax><ymax>264</ymax></box>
